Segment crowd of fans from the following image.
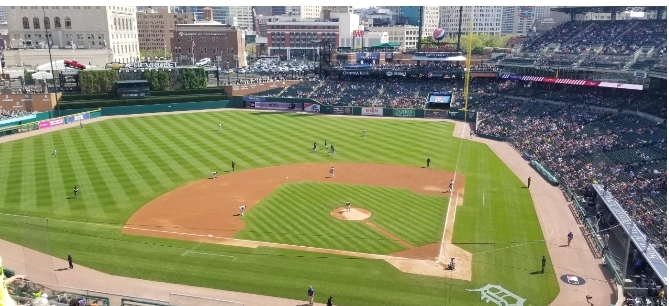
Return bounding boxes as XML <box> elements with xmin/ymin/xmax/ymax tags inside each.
<box><xmin>475</xmin><ymin>95</ymin><xmax>667</xmax><ymax>260</ymax></box>
<box><xmin>603</xmin><ymin>20</ymin><xmax>667</xmax><ymax>55</ymax></box>
<box><xmin>0</xmin><ymin>109</ymin><xmax>35</xmax><ymax>122</ymax></box>
<box><xmin>557</xmin><ymin>21</ymin><xmax>630</xmax><ymax>54</ymax></box>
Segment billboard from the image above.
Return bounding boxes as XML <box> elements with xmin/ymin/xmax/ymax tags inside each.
<box><xmin>246</xmin><ymin>101</ymin><xmax>297</xmax><ymax>110</ymax></box>
<box><xmin>38</xmin><ymin>118</ymin><xmax>65</xmax><ymax>130</ymax></box>
<box><xmin>66</xmin><ymin>112</ymin><xmax>91</xmax><ymax>124</ymax></box>
<box><xmin>361</xmin><ymin>107</ymin><xmax>383</xmax><ymax>116</ymax></box>
<box><xmin>393</xmin><ymin>109</ymin><xmax>415</xmax><ymax>117</ymax></box>
<box><xmin>332</xmin><ymin>106</ymin><xmax>352</xmax><ymax>115</ymax></box>
<box><xmin>304</xmin><ymin>103</ymin><xmax>320</xmax><ymax>113</ymax></box>
<box><xmin>499</xmin><ymin>74</ymin><xmax>644</xmax><ymax>90</ymax></box>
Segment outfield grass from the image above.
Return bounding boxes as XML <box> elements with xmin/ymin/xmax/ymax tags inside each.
<box><xmin>236</xmin><ymin>182</ymin><xmax>448</xmax><ymax>253</ymax></box>
<box><xmin>0</xmin><ymin>111</ymin><xmax>559</xmax><ymax>305</ymax></box>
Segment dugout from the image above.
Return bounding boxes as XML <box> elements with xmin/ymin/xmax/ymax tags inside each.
<box><xmin>587</xmin><ymin>184</ymin><xmax>667</xmax><ymax>293</ymax></box>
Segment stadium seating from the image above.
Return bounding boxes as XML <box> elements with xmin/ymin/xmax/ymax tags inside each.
<box><xmin>279</xmin><ymin>80</ymin><xmax>321</xmax><ymax>98</ymax></box>
<box><xmin>247</xmin><ymin>88</ymin><xmax>284</xmax><ymax>97</ymax></box>
<box><xmin>557</xmin><ymin>21</ymin><xmax>630</xmax><ymax>54</ymax></box>
<box><xmin>476</xmin><ymin>97</ymin><xmax>667</xmax><ymax>259</ymax></box>
<box><xmin>522</xmin><ymin>21</ymin><xmax>590</xmax><ymax>53</ymax></box>
<box><xmin>0</xmin><ymin>110</ymin><xmax>35</xmax><ymax>122</ymax></box>
<box><xmin>603</xmin><ymin>20</ymin><xmax>667</xmax><ymax>55</ymax></box>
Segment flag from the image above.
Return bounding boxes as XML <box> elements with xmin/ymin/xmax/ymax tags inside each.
<box><xmin>192</xmin><ymin>38</ymin><xmax>195</xmax><ymax>52</ymax></box>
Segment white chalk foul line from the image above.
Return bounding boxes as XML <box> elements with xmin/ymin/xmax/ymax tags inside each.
<box><xmin>181</xmin><ymin>251</ymin><xmax>237</xmax><ymax>261</ymax></box>
<box><xmin>438</xmin><ymin>122</ymin><xmax>467</xmax><ymax>259</ymax></box>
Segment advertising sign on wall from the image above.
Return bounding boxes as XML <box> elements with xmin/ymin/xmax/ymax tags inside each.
<box><xmin>38</xmin><ymin>118</ymin><xmax>65</xmax><ymax>130</ymax></box>
<box><xmin>246</xmin><ymin>101</ymin><xmax>297</xmax><ymax>110</ymax></box>
<box><xmin>66</xmin><ymin>112</ymin><xmax>91</xmax><ymax>124</ymax></box>
<box><xmin>425</xmin><ymin>110</ymin><xmax>448</xmax><ymax>119</ymax></box>
<box><xmin>361</xmin><ymin>107</ymin><xmax>383</xmax><ymax>116</ymax></box>
<box><xmin>304</xmin><ymin>103</ymin><xmax>320</xmax><ymax>113</ymax></box>
<box><xmin>393</xmin><ymin>109</ymin><xmax>415</xmax><ymax>117</ymax></box>
<box><xmin>332</xmin><ymin>107</ymin><xmax>352</xmax><ymax>115</ymax></box>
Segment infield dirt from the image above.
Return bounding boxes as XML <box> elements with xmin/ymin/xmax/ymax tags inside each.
<box><xmin>123</xmin><ymin>163</ymin><xmax>472</xmax><ymax>280</ymax></box>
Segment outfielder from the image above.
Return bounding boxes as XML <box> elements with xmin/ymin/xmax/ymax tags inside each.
<box><xmin>212</xmin><ymin>171</ymin><xmax>217</xmax><ymax>179</ymax></box>
<box><xmin>73</xmin><ymin>186</ymin><xmax>79</xmax><ymax>199</ymax></box>
<box><xmin>239</xmin><ymin>205</ymin><xmax>246</xmax><ymax>216</ymax></box>
<box><xmin>362</xmin><ymin>129</ymin><xmax>366</xmax><ymax>137</ymax></box>
<box><xmin>52</xmin><ymin>149</ymin><xmax>57</xmax><ymax>157</ymax></box>
<box><xmin>329</xmin><ymin>167</ymin><xmax>335</xmax><ymax>178</ymax></box>
<box><xmin>218</xmin><ymin>123</ymin><xmax>222</xmax><ymax>130</ymax></box>
<box><xmin>80</xmin><ymin>120</ymin><xmax>83</xmax><ymax>129</ymax></box>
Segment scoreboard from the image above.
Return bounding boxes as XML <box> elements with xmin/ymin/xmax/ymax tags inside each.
<box><xmin>426</xmin><ymin>91</ymin><xmax>452</xmax><ymax>110</ymax></box>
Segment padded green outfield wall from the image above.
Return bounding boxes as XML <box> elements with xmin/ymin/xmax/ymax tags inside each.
<box><xmin>100</xmin><ymin>100</ymin><xmax>234</xmax><ymax>116</ymax></box>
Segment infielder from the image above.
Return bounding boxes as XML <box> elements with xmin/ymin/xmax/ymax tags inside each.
<box><xmin>313</xmin><ymin>141</ymin><xmax>317</xmax><ymax>152</ymax></box>
<box><xmin>239</xmin><ymin>205</ymin><xmax>246</xmax><ymax>216</ymax></box>
<box><xmin>331</xmin><ymin>145</ymin><xmax>336</xmax><ymax>155</ymax></box>
<box><xmin>218</xmin><ymin>123</ymin><xmax>222</xmax><ymax>130</ymax></box>
<box><xmin>324</xmin><ymin>140</ymin><xmax>328</xmax><ymax>150</ymax></box>
<box><xmin>212</xmin><ymin>171</ymin><xmax>217</xmax><ymax>179</ymax></box>
<box><xmin>329</xmin><ymin>167</ymin><xmax>335</xmax><ymax>178</ymax></box>
<box><xmin>345</xmin><ymin>201</ymin><xmax>351</xmax><ymax>212</ymax></box>
<box><xmin>449</xmin><ymin>180</ymin><xmax>454</xmax><ymax>193</ymax></box>
<box><xmin>52</xmin><ymin>149</ymin><xmax>57</xmax><ymax>157</ymax></box>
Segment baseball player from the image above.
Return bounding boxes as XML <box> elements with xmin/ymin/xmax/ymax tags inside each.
<box><xmin>212</xmin><ymin>171</ymin><xmax>217</xmax><ymax>179</ymax></box>
<box><xmin>218</xmin><ymin>123</ymin><xmax>222</xmax><ymax>131</ymax></box>
<box><xmin>329</xmin><ymin>167</ymin><xmax>335</xmax><ymax>178</ymax></box>
<box><xmin>324</xmin><ymin>140</ymin><xmax>328</xmax><ymax>150</ymax></box>
<box><xmin>449</xmin><ymin>180</ymin><xmax>454</xmax><ymax>193</ymax></box>
<box><xmin>80</xmin><ymin>120</ymin><xmax>83</xmax><ymax>129</ymax></box>
<box><xmin>567</xmin><ymin>231</ymin><xmax>574</xmax><ymax>246</ymax></box>
<box><xmin>231</xmin><ymin>161</ymin><xmax>236</xmax><ymax>172</ymax></box>
<box><xmin>362</xmin><ymin>129</ymin><xmax>366</xmax><ymax>137</ymax></box>
<box><xmin>313</xmin><ymin>141</ymin><xmax>317</xmax><ymax>152</ymax></box>
<box><xmin>331</xmin><ymin>144</ymin><xmax>336</xmax><ymax>155</ymax></box>
<box><xmin>345</xmin><ymin>201</ymin><xmax>351</xmax><ymax>212</ymax></box>
<box><xmin>239</xmin><ymin>205</ymin><xmax>246</xmax><ymax>216</ymax></box>
<box><xmin>52</xmin><ymin>149</ymin><xmax>57</xmax><ymax>157</ymax></box>
<box><xmin>73</xmin><ymin>186</ymin><xmax>78</xmax><ymax>199</ymax></box>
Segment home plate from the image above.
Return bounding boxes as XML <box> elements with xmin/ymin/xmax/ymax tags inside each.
<box><xmin>208</xmin><ymin>235</ymin><xmax>213</xmax><ymax>237</ymax></box>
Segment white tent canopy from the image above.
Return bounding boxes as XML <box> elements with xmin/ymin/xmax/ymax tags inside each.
<box><xmin>32</xmin><ymin>71</ymin><xmax>54</xmax><ymax>79</ymax></box>
<box><xmin>35</xmin><ymin>60</ymin><xmax>77</xmax><ymax>72</ymax></box>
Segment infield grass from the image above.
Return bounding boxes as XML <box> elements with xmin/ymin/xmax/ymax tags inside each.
<box><xmin>0</xmin><ymin>110</ymin><xmax>559</xmax><ymax>305</ymax></box>
<box><xmin>236</xmin><ymin>182</ymin><xmax>448</xmax><ymax>253</ymax></box>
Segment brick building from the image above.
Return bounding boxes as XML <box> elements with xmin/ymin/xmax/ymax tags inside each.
<box><xmin>169</xmin><ymin>7</ymin><xmax>246</xmax><ymax>67</ymax></box>
<box><xmin>137</xmin><ymin>7</ymin><xmax>194</xmax><ymax>56</ymax></box>
<box><xmin>266</xmin><ymin>20</ymin><xmax>338</xmax><ymax>60</ymax></box>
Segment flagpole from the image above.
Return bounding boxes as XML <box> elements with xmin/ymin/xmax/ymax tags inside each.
<box><xmin>192</xmin><ymin>36</ymin><xmax>195</xmax><ymax>66</ymax></box>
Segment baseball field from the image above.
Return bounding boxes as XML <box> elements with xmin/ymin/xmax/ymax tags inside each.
<box><xmin>0</xmin><ymin>110</ymin><xmax>559</xmax><ymax>305</ymax></box>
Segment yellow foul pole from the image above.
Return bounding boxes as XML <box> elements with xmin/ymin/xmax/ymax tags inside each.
<box><xmin>462</xmin><ymin>9</ymin><xmax>474</xmax><ymax>124</ymax></box>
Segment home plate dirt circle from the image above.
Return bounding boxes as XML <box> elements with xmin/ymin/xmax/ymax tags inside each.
<box><xmin>331</xmin><ymin>207</ymin><xmax>371</xmax><ymax>220</ymax></box>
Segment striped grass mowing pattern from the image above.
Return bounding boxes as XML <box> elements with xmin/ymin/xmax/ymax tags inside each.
<box><xmin>0</xmin><ymin>112</ymin><xmax>453</xmax><ymax>224</ymax></box>
<box><xmin>235</xmin><ymin>182</ymin><xmax>448</xmax><ymax>254</ymax></box>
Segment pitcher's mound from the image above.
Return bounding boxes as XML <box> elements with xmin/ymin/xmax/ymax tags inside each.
<box><xmin>331</xmin><ymin>207</ymin><xmax>371</xmax><ymax>221</ymax></box>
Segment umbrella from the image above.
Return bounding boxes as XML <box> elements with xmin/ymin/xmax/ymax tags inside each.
<box><xmin>32</xmin><ymin>71</ymin><xmax>54</xmax><ymax>80</ymax></box>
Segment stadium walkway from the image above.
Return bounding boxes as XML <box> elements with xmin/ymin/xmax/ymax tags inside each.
<box><xmin>0</xmin><ymin>239</ymin><xmax>324</xmax><ymax>306</ymax></box>
<box><xmin>452</xmin><ymin>122</ymin><xmax>618</xmax><ymax>306</ymax></box>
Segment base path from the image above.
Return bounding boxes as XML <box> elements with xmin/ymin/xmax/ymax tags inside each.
<box><xmin>123</xmin><ymin>163</ymin><xmax>472</xmax><ymax>280</ymax></box>
<box><xmin>453</xmin><ymin>122</ymin><xmax>617</xmax><ymax>306</ymax></box>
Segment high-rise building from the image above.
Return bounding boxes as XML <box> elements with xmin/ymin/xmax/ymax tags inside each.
<box><xmin>322</xmin><ymin>6</ymin><xmax>353</xmax><ymax>14</ymax></box>
<box><xmin>287</xmin><ymin>6</ymin><xmax>322</xmax><ymax>19</ymax></box>
<box><xmin>170</xmin><ymin>8</ymin><xmax>246</xmax><ymax>67</ymax></box>
<box><xmin>0</xmin><ymin>6</ymin><xmax>7</xmax><ymax>24</ymax></box>
<box><xmin>187</xmin><ymin>7</ymin><xmax>229</xmax><ymax>23</ymax></box>
<box><xmin>228</xmin><ymin>6</ymin><xmax>254</xmax><ymax>30</ymax></box>
<box><xmin>137</xmin><ymin>7</ymin><xmax>194</xmax><ymax>54</ymax></box>
<box><xmin>501</xmin><ymin>6</ymin><xmax>537</xmax><ymax>36</ymax></box>
<box><xmin>440</xmin><ymin>6</ymin><xmax>503</xmax><ymax>37</ymax></box>
<box><xmin>379</xmin><ymin>6</ymin><xmax>439</xmax><ymax>39</ymax></box>
<box><xmin>4</xmin><ymin>6</ymin><xmax>140</xmax><ymax>63</ymax></box>
<box><xmin>266</xmin><ymin>18</ymin><xmax>337</xmax><ymax>60</ymax></box>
